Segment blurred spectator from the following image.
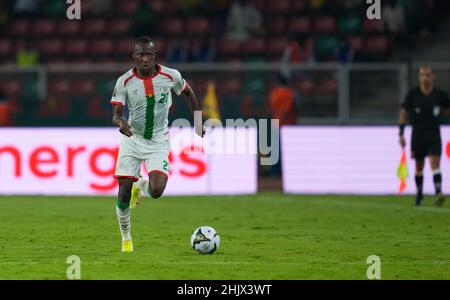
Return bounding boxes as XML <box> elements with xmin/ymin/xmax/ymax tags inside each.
<box><xmin>88</xmin><ymin>0</ymin><xmax>112</xmax><ymax>16</ymax></box>
<box><xmin>191</xmin><ymin>38</ymin><xmax>216</xmax><ymax>62</ymax></box>
<box><xmin>13</xmin><ymin>0</ymin><xmax>39</xmax><ymax>15</ymax></box>
<box><xmin>166</xmin><ymin>39</ymin><xmax>190</xmax><ymax>63</ymax></box>
<box><xmin>16</xmin><ymin>42</ymin><xmax>39</xmax><ymax>67</ymax></box>
<box><xmin>335</xmin><ymin>38</ymin><xmax>354</xmax><ymax>64</ymax></box>
<box><xmin>382</xmin><ymin>0</ymin><xmax>406</xmax><ymax>36</ymax></box>
<box><xmin>0</xmin><ymin>89</ymin><xmax>10</xmax><ymax>125</ymax></box>
<box><xmin>267</xmin><ymin>74</ymin><xmax>298</xmax><ymax>177</ymax></box>
<box><xmin>226</xmin><ymin>0</ymin><xmax>263</xmax><ymax>41</ymax></box>
<box><xmin>0</xmin><ymin>88</ymin><xmax>20</xmax><ymax>126</ymax></box>
<box><xmin>282</xmin><ymin>38</ymin><xmax>302</xmax><ymax>64</ymax></box>
<box><xmin>269</xmin><ymin>75</ymin><xmax>298</xmax><ymax>128</ymax></box>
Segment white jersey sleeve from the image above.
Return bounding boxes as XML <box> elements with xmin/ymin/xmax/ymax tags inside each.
<box><xmin>110</xmin><ymin>77</ymin><xmax>127</xmax><ymax>105</ymax></box>
<box><xmin>172</xmin><ymin>69</ymin><xmax>188</xmax><ymax>96</ymax></box>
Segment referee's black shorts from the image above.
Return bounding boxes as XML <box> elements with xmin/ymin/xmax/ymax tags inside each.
<box><xmin>411</xmin><ymin>132</ymin><xmax>442</xmax><ymax>160</ymax></box>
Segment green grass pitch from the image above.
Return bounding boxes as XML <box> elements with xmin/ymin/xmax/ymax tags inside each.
<box><xmin>0</xmin><ymin>192</ymin><xmax>449</xmax><ymax>279</ymax></box>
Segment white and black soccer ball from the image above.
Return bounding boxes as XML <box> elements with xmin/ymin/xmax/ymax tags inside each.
<box><xmin>190</xmin><ymin>226</ymin><xmax>220</xmax><ymax>254</ymax></box>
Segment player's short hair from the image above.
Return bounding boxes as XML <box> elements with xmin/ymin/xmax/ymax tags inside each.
<box><xmin>135</xmin><ymin>36</ymin><xmax>154</xmax><ymax>46</ymax></box>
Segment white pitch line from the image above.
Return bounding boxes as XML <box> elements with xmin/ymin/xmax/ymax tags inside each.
<box><xmin>254</xmin><ymin>195</ymin><xmax>450</xmax><ymax>214</ymax></box>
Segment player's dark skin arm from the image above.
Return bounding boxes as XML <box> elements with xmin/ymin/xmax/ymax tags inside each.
<box><xmin>182</xmin><ymin>84</ymin><xmax>205</xmax><ymax>137</ymax></box>
<box><xmin>112</xmin><ymin>104</ymin><xmax>133</xmax><ymax>137</ymax></box>
<box><xmin>398</xmin><ymin>108</ymin><xmax>409</xmax><ymax>148</ymax></box>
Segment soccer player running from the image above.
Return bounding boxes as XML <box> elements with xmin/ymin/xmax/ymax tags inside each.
<box><xmin>399</xmin><ymin>66</ymin><xmax>450</xmax><ymax>206</ymax></box>
<box><xmin>111</xmin><ymin>37</ymin><xmax>204</xmax><ymax>252</ymax></box>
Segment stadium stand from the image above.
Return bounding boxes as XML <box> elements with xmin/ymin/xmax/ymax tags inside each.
<box><xmin>0</xmin><ymin>0</ymin><xmax>446</xmax><ymax>126</ymax></box>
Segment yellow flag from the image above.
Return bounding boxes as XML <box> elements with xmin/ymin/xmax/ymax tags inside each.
<box><xmin>202</xmin><ymin>82</ymin><xmax>221</xmax><ymax>122</ymax></box>
<box><xmin>397</xmin><ymin>149</ymin><xmax>408</xmax><ymax>193</ymax></box>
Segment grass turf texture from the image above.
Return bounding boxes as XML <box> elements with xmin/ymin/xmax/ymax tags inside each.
<box><xmin>0</xmin><ymin>192</ymin><xmax>449</xmax><ymax>280</ymax></box>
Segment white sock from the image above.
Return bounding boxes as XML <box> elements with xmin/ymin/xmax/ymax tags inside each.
<box><xmin>136</xmin><ymin>177</ymin><xmax>151</xmax><ymax>196</ymax></box>
<box><xmin>116</xmin><ymin>205</ymin><xmax>131</xmax><ymax>241</ymax></box>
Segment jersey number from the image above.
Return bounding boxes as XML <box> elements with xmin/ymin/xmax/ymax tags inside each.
<box><xmin>159</xmin><ymin>93</ymin><xmax>169</xmax><ymax>104</ymax></box>
<box><xmin>163</xmin><ymin>160</ymin><xmax>169</xmax><ymax>172</ymax></box>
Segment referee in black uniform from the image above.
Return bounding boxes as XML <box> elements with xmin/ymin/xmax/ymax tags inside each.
<box><xmin>399</xmin><ymin>66</ymin><xmax>450</xmax><ymax>206</ymax></box>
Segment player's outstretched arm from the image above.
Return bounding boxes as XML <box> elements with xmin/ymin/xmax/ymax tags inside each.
<box><xmin>181</xmin><ymin>84</ymin><xmax>205</xmax><ymax>137</ymax></box>
<box><xmin>112</xmin><ymin>104</ymin><xmax>133</xmax><ymax>137</ymax></box>
<box><xmin>398</xmin><ymin>108</ymin><xmax>409</xmax><ymax>148</ymax></box>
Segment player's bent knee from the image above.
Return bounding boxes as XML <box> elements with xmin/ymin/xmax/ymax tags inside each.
<box><xmin>150</xmin><ymin>187</ymin><xmax>164</xmax><ymax>199</ymax></box>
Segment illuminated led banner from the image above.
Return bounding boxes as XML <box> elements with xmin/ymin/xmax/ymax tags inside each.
<box><xmin>281</xmin><ymin>126</ymin><xmax>450</xmax><ymax>195</ymax></box>
<box><xmin>0</xmin><ymin>128</ymin><xmax>257</xmax><ymax>195</ymax></box>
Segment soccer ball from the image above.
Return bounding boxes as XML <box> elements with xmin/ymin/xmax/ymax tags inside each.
<box><xmin>190</xmin><ymin>226</ymin><xmax>220</xmax><ymax>254</ymax></box>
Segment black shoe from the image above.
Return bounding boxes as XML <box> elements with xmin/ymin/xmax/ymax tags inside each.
<box><xmin>435</xmin><ymin>193</ymin><xmax>446</xmax><ymax>207</ymax></box>
<box><xmin>415</xmin><ymin>194</ymin><xmax>424</xmax><ymax>206</ymax></box>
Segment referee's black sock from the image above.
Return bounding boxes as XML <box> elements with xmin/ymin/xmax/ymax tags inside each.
<box><xmin>415</xmin><ymin>173</ymin><xmax>424</xmax><ymax>197</ymax></box>
<box><xmin>433</xmin><ymin>170</ymin><xmax>442</xmax><ymax>195</ymax></box>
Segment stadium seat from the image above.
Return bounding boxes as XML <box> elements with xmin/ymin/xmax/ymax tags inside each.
<box><xmin>108</xmin><ymin>19</ymin><xmax>131</xmax><ymax>36</ymax></box>
<box><xmin>0</xmin><ymin>40</ymin><xmax>12</xmax><ymax>56</ymax></box>
<box><xmin>32</xmin><ymin>19</ymin><xmax>57</xmax><ymax>36</ymax></box>
<box><xmin>268</xmin><ymin>38</ymin><xmax>289</xmax><ymax>57</ymax></box>
<box><xmin>292</xmin><ymin>0</ymin><xmax>306</xmax><ymax>12</ymax></box>
<box><xmin>72</xmin><ymin>80</ymin><xmax>96</xmax><ymax>96</ymax></box>
<box><xmin>294</xmin><ymin>78</ymin><xmax>315</xmax><ymax>96</ymax></box>
<box><xmin>317</xmin><ymin>78</ymin><xmax>338</xmax><ymax>95</ymax></box>
<box><xmin>289</xmin><ymin>17</ymin><xmax>311</xmax><ymax>34</ymax></box>
<box><xmin>115</xmin><ymin>38</ymin><xmax>135</xmax><ymax>55</ymax></box>
<box><xmin>190</xmin><ymin>79</ymin><xmax>209</xmax><ymax>95</ymax></box>
<box><xmin>161</xmin><ymin>18</ymin><xmax>184</xmax><ymax>35</ymax></box>
<box><xmin>365</xmin><ymin>36</ymin><xmax>389</xmax><ymax>53</ymax></box>
<box><xmin>49</xmin><ymin>80</ymin><xmax>71</xmax><ymax>96</ymax></box>
<box><xmin>249</xmin><ymin>0</ymin><xmax>267</xmax><ymax>12</ymax></box>
<box><xmin>90</xmin><ymin>39</ymin><xmax>114</xmax><ymax>55</ymax></box>
<box><xmin>217</xmin><ymin>38</ymin><xmax>242</xmax><ymax>59</ymax></box>
<box><xmin>339</xmin><ymin>15</ymin><xmax>361</xmax><ymax>35</ymax></box>
<box><xmin>363</xmin><ymin>19</ymin><xmax>384</xmax><ymax>33</ymax></box>
<box><xmin>65</xmin><ymin>39</ymin><xmax>88</xmax><ymax>55</ymax></box>
<box><xmin>39</xmin><ymin>39</ymin><xmax>63</xmax><ymax>55</ymax></box>
<box><xmin>347</xmin><ymin>36</ymin><xmax>364</xmax><ymax>52</ymax></box>
<box><xmin>148</xmin><ymin>0</ymin><xmax>165</xmax><ymax>13</ymax></box>
<box><xmin>14</xmin><ymin>40</ymin><xmax>26</xmax><ymax>52</ymax></box>
<box><xmin>217</xmin><ymin>78</ymin><xmax>241</xmax><ymax>95</ymax></box>
<box><xmin>117</xmin><ymin>0</ymin><xmax>140</xmax><ymax>15</ymax></box>
<box><xmin>83</xmin><ymin>19</ymin><xmax>107</xmax><ymax>35</ymax></box>
<box><xmin>3</xmin><ymin>80</ymin><xmax>21</xmax><ymax>97</ymax></box>
<box><xmin>243</xmin><ymin>38</ymin><xmax>266</xmax><ymax>56</ymax></box>
<box><xmin>9</xmin><ymin>20</ymin><xmax>30</xmax><ymax>36</ymax></box>
<box><xmin>58</xmin><ymin>20</ymin><xmax>82</xmax><ymax>35</ymax></box>
<box><xmin>314</xmin><ymin>16</ymin><xmax>337</xmax><ymax>33</ymax></box>
<box><xmin>186</xmin><ymin>17</ymin><xmax>211</xmax><ymax>35</ymax></box>
<box><xmin>314</xmin><ymin>36</ymin><xmax>338</xmax><ymax>60</ymax></box>
<box><xmin>267</xmin><ymin>17</ymin><xmax>287</xmax><ymax>34</ymax></box>
<box><xmin>267</xmin><ymin>0</ymin><xmax>291</xmax><ymax>14</ymax></box>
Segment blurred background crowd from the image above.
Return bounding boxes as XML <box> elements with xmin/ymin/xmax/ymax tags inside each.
<box><xmin>0</xmin><ymin>0</ymin><xmax>449</xmax><ymax>132</ymax></box>
<box><xmin>1</xmin><ymin>0</ymin><xmax>447</xmax><ymax>65</ymax></box>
